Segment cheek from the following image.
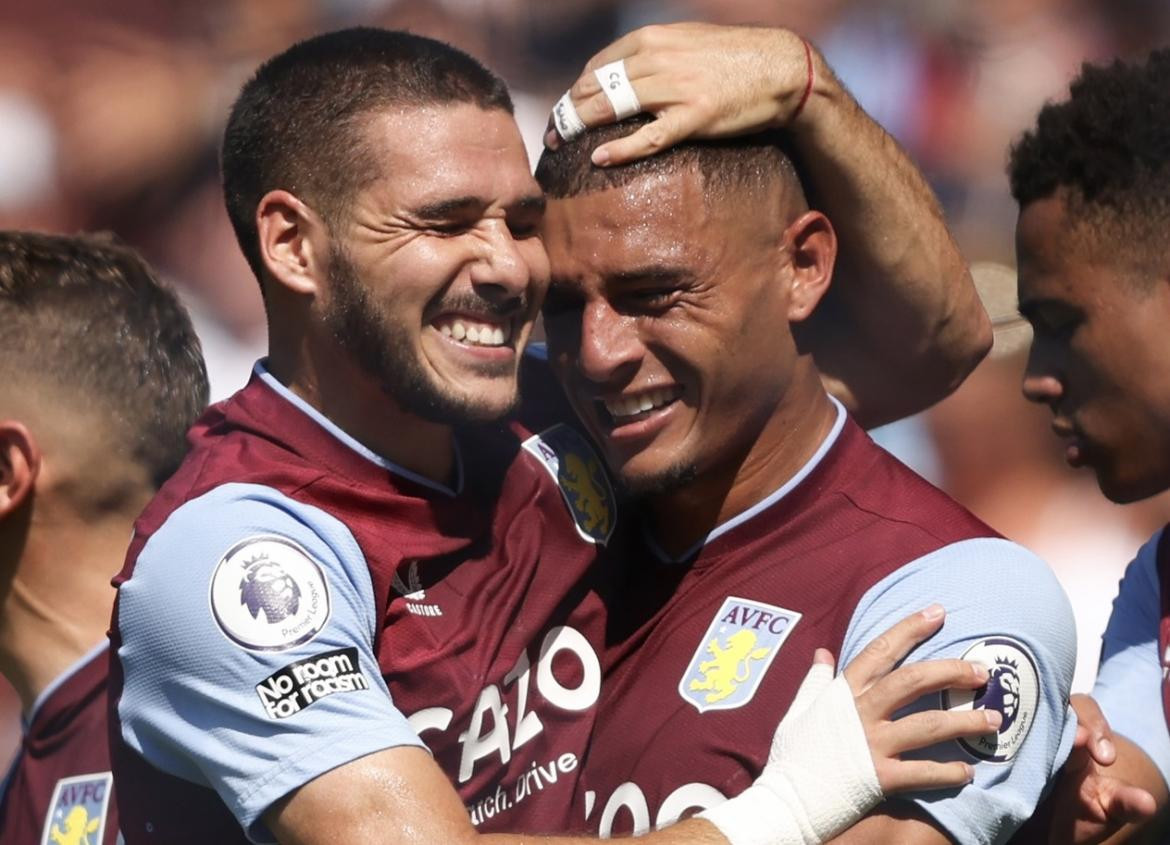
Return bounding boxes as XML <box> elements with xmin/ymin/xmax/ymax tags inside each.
<box><xmin>519</xmin><ymin>240</ymin><xmax>551</xmax><ymax>284</ymax></box>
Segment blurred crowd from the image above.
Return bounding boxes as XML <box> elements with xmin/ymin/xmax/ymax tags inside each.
<box><xmin>4</xmin><ymin>0</ymin><xmax>1170</xmax><ymax>759</ymax></box>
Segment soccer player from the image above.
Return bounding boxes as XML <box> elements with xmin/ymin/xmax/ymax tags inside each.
<box><xmin>534</xmin><ymin>24</ymin><xmax>1077</xmax><ymax>844</ymax></box>
<box><xmin>1007</xmin><ymin>49</ymin><xmax>1170</xmax><ymax>844</ymax></box>
<box><xmin>109</xmin><ymin>26</ymin><xmax>992</xmax><ymax>845</ymax></box>
<box><xmin>0</xmin><ymin>231</ymin><xmax>208</xmax><ymax>845</ymax></box>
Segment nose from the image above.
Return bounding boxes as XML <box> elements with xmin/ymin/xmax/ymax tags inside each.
<box><xmin>468</xmin><ymin>220</ymin><xmax>532</xmax><ymax>300</ymax></box>
<box><xmin>576</xmin><ymin>298</ymin><xmax>642</xmax><ymax>386</ymax></box>
<box><xmin>1021</xmin><ymin>340</ymin><xmax>1063</xmax><ymax>405</ymax></box>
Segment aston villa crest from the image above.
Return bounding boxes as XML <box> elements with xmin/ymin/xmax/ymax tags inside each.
<box><xmin>679</xmin><ymin>597</ymin><xmax>801</xmax><ymax>713</ymax></box>
<box><xmin>522</xmin><ymin>424</ymin><xmax>616</xmax><ymax>545</ymax></box>
<box><xmin>41</xmin><ymin>772</ymin><xmax>112</xmax><ymax>845</ymax></box>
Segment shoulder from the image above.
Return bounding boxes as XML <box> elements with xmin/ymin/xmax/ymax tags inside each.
<box><xmin>119</xmin><ymin>482</ymin><xmax>376</xmax><ymax>657</ymax></box>
<box><xmin>856</xmin><ymin>537</ymin><xmax>1073</xmax><ymax>627</ymax></box>
<box><xmin>833</xmin><ymin>424</ymin><xmax>999</xmax><ymax>546</ymax></box>
<box><xmin>846</xmin><ymin>537</ymin><xmax>1076</xmax><ymax>688</ymax></box>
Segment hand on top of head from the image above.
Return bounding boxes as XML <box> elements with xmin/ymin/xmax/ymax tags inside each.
<box><xmin>545</xmin><ymin>22</ymin><xmax>820</xmax><ymax>167</ymax></box>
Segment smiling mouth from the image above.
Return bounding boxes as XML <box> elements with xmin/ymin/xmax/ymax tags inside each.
<box><xmin>431</xmin><ymin>314</ymin><xmax>514</xmax><ymax>348</ymax></box>
<box><xmin>598</xmin><ymin>385</ymin><xmax>684</xmax><ymax>426</ymax></box>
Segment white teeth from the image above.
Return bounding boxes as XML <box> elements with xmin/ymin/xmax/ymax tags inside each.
<box><xmin>604</xmin><ymin>387</ymin><xmax>679</xmax><ymax>420</ymax></box>
<box><xmin>434</xmin><ymin>317</ymin><xmax>511</xmax><ymax>347</ymax></box>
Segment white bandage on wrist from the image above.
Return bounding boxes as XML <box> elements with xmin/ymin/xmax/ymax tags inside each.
<box><xmin>593</xmin><ymin>59</ymin><xmax>641</xmax><ymax>120</ymax></box>
<box><xmin>698</xmin><ymin>666</ymin><xmax>882</xmax><ymax>845</ymax></box>
<box><xmin>552</xmin><ymin>90</ymin><xmax>587</xmax><ymax>142</ymax></box>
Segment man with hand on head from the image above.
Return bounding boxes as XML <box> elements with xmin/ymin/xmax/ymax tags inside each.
<box><xmin>108</xmin><ymin>25</ymin><xmax>993</xmax><ymax>845</ymax></box>
<box><xmin>535</xmin><ymin>23</ymin><xmax>1076</xmax><ymax>844</ymax></box>
<box><xmin>0</xmin><ymin>231</ymin><xmax>208</xmax><ymax>845</ymax></box>
<box><xmin>1004</xmin><ymin>49</ymin><xmax>1170</xmax><ymax>844</ymax></box>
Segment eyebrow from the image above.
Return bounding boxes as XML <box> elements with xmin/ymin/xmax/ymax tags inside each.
<box><xmin>411</xmin><ymin>193</ymin><xmax>546</xmax><ymax>220</ymax></box>
<box><xmin>607</xmin><ymin>266</ymin><xmax>695</xmax><ymax>286</ymax></box>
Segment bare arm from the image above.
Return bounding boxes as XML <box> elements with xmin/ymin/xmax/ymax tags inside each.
<box><xmin>787</xmin><ymin>46</ymin><xmax>990</xmax><ymax>427</ymax></box>
<box><xmin>549</xmin><ymin>23</ymin><xmax>991</xmax><ymax>428</ymax></box>
<box><xmin>266</xmin><ymin>608</ymin><xmax>989</xmax><ymax>844</ymax></box>
<box><xmin>266</xmin><ymin>746</ymin><xmax>725</xmax><ymax>845</ymax></box>
<box><xmin>1038</xmin><ymin>694</ymin><xmax>1164</xmax><ymax>845</ymax></box>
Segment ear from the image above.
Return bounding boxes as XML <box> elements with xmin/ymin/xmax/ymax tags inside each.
<box><xmin>0</xmin><ymin>421</ymin><xmax>40</xmax><ymax>518</ymax></box>
<box><xmin>783</xmin><ymin>210</ymin><xmax>837</xmax><ymax>323</ymax></box>
<box><xmin>256</xmin><ymin>189</ymin><xmax>331</xmax><ymax>297</ymax></box>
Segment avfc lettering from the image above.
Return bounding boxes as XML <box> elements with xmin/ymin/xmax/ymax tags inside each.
<box><xmin>680</xmin><ymin>597</ymin><xmax>801</xmax><ymax>713</ymax></box>
<box><xmin>41</xmin><ymin>773</ymin><xmax>113</xmax><ymax>845</ymax></box>
<box><xmin>256</xmin><ymin>647</ymin><xmax>370</xmax><ymax>719</ymax></box>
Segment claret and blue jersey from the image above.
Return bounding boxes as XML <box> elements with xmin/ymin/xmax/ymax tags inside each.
<box><xmin>577</xmin><ymin>400</ymin><xmax>1078</xmax><ymax>845</ymax></box>
<box><xmin>108</xmin><ymin>357</ymin><xmax>1077</xmax><ymax>845</ymax></box>
<box><xmin>109</xmin><ymin>361</ymin><xmax>617</xmax><ymax>843</ymax></box>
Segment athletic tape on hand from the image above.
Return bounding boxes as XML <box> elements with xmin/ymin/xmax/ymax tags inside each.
<box><xmin>593</xmin><ymin>59</ymin><xmax>642</xmax><ymax>120</ymax></box>
<box><xmin>698</xmin><ymin>667</ymin><xmax>882</xmax><ymax>845</ymax></box>
<box><xmin>552</xmin><ymin>91</ymin><xmax>587</xmax><ymax>142</ymax></box>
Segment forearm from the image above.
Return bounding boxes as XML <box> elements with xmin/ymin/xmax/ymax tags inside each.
<box><xmin>1097</xmin><ymin>735</ymin><xmax>1170</xmax><ymax>845</ymax></box>
<box><xmin>788</xmin><ymin>42</ymin><xmax>990</xmax><ymax>426</ymax></box>
<box><xmin>482</xmin><ymin>820</ymin><xmax>726</xmax><ymax>845</ymax></box>
<box><xmin>825</xmin><ymin>803</ymin><xmax>948</xmax><ymax>844</ymax></box>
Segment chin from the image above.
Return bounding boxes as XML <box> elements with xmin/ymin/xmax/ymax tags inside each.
<box><xmin>1096</xmin><ymin>468</ymin><xmax>1170</xmax><ymax>505</ymax></box>
<box><xmin>615</xmin><ymin>459</ymin><xmax>698</xmax><ymax>501</ymax></box>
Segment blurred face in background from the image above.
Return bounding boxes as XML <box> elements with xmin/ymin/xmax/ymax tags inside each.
<box><xmin>1018</xmin><ymin>193</ymin><xmax>1170</xmax><ymax>502</ymax></box>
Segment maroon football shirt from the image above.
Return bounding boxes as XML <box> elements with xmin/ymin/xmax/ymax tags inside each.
<box><xmin>0</xmin><ymin>644</ymin><xmax>118</xmax><ymax>845</ymax></box>
<box><xmin>576</xmin><ymin>416</ymin><xmax>1007</xmax><ymax>836</ymax></box>
<box><xmin>110</xmin><ymin>368</ymin><xmax>618</xmax><ymax>841</ymax></box>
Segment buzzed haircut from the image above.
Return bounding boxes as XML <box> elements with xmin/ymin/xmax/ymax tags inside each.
<box><xmin>535</xmin><ymin>115</ymin><xmax>805</xmax><ymax>209</ymax></box>
<box><xmin>1009</xmin><ymin>49</ymin><xmax>1170</xmax><ymax>269</ymax></box>
<box><xmin>222</xmin><ymin>27</ymin><xmax>514</xmax><ymax>282</ymax></box>
<box><xmin>0</xmin><ymin>231</ymin><xmax>209</xmax><ymax>488</ymax></box>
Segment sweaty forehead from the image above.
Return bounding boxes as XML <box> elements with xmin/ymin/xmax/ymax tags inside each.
<box><xmin>543</xmin><ymin>168</ymin><xmax>756</xmax><ymax>280</ymax></box>
<box><xmin>358</xmin><ymin>104</ymin><xmax>538</xmax><ymax>206</ymax></box>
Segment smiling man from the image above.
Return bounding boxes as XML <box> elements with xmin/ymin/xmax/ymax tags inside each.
<box><xmin>533</xmin><ymin>35</ymin><xmax>1078</xmax><ymax>841</ymax></box>
<box><xmin>108</xmin><ymin>25</ymin><xmax>997</xmax><ymax>845</ymax></box>
<box><xmin>1009</xmin><ymin>49</ymin><xmax>1170</xmax><ymax>842</ymax></box>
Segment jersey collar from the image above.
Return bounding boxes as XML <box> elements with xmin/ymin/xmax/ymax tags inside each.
<box><xmin>253</xmin><ymin>361</ymin><xmax>464</xmax><ymax>497</ymax></box>
<box><xmin>645</xmin><ymin>396</ymin><xmax>848</xmax><ymax>565</ymax></box>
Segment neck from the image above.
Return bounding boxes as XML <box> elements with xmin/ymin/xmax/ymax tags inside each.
<box><xmin>0</xmin><ymin>506</ymin><xmax>130</xmax><ymax>715</ymax></box>
<box><xmin>648</xmin><ymin>369</ymin><xmax>837</xmax><ymax>559</ymax></box>
<box><xmin>266</xmin><ymin>333</ymin><xmax>456</xmax><ymax>485</ymax></box>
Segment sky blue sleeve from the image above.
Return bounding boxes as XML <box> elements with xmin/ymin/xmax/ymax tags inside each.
<box><xmin>840</xmin><ymin>537</ymin><xmax>1077</xmax><ymax>845</ymax></box>
<box><xmin>1093</xmin><ymin>529</ymin><xmax>1170</xmax><ymax>790</ymax></box>
<box><xmin>116</xmin><ymin>482</ymin><xmax>425</xmax><ymax>843</ymax></box>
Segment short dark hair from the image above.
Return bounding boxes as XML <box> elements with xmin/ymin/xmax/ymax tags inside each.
<box><xmin>535</xmin><ymin>115</ymin><xmax>804</xmax><ymax>208</ymax></box>
<box><xmin>0</xmin><ymin>231</ymin><xmax>209</xmax><ymax>488</ymax></box>
<box><xmin>1009</xmin><ymin>49</ymin><xmax>1170</xmax><ymax>264</ymax></box>
<box><xmin>222</xmin><ymin>27</ymin><xmax>514</xmax><ymax>282</ymax></box>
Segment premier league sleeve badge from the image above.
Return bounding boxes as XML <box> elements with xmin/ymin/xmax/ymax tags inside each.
<box><xmin>943</xmin><ymin>636</ymin><xmax>1041</xmax><ymax>762</ymax></box>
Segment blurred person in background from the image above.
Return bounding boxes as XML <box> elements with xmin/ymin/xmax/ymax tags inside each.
<box><xmin>0</xmin><ymin>231</ymin><xmax>208</xmax><ymax>844</ymax></box>
<box><xmin>1007</xmin><ymin>48</ymin><xmax>1170</xmax><ymax>843</ymax></box>
<box><xmin>926</xmin><ymin>263</ymin><xmax>1170</xmax><ymax>696</ymax></box>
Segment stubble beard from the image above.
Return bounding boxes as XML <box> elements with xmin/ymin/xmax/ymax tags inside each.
<box><xmin>322</xmin><ymin>244</ymin><xmax>520</xmax><ymax>426</ymax></box>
